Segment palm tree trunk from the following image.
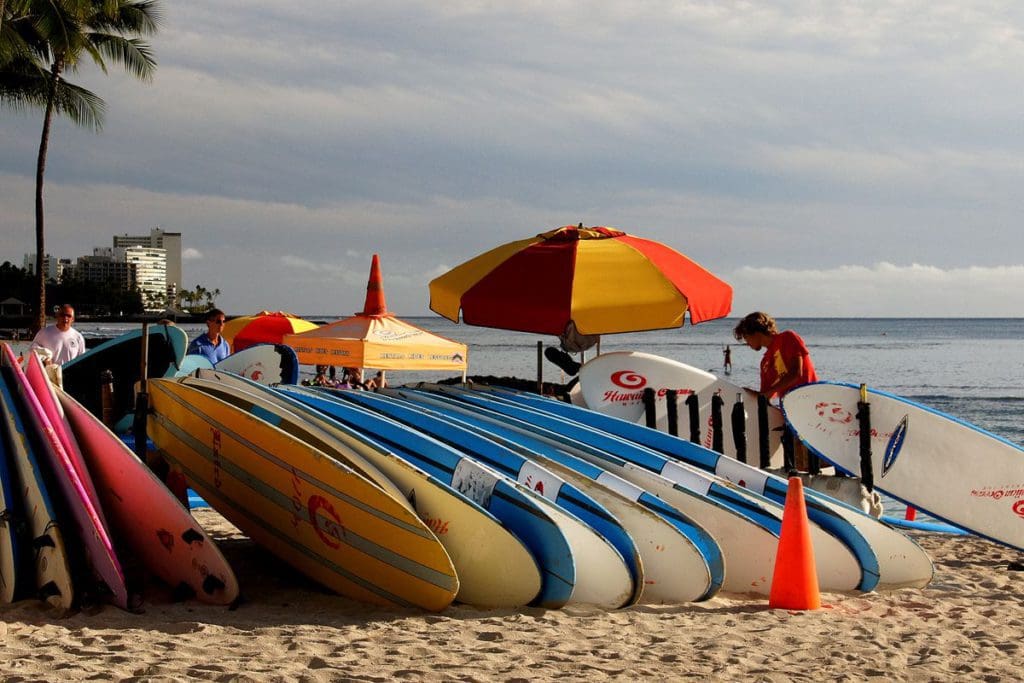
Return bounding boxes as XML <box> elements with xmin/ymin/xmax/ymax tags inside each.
<box><xmin>34</xmin><ymin>59</ymin><xmax>62</xmax><ymax>333</ymax></box>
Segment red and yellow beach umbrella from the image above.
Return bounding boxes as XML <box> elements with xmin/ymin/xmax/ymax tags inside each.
<box><xmin>222</xmin><ymin>311</ymin><xmax>319</xmax><ymax>352</ymax></box>
<box><xmin>429</xmin><ymin>225</ymin><xmax>732</xmax><ymax>336</ymax></box>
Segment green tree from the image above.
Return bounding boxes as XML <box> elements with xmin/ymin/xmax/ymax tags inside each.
<box><xmin>13</xmin><ymin>0</ymin><xmax>160</xmax><ymax>331</ymax></box>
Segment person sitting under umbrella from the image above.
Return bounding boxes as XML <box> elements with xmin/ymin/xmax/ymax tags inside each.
<box><xmin>545</xmin><ymin>320</ymin><xmax>598</xmax><ymax>376</ymax></box>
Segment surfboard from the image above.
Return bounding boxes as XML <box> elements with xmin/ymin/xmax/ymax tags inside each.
<box><xmin>1</xmin><ymin>343</ymin><xmax>128</xmax><ymax>609</ymax></box>
<box><xmin>62</xmin><ymin>324</ymin><xmax>188</xmax><ymax>427</ymax></box>
<box><xmin>0</xmin><ymin>367</ymin><xmax>74</xmax><ymax>608</ymax></box>
<box><xmin>277</xmin><ymin>386</ymin><xmax>592</xmax><ymax>609</ymax></box>
<box><xmin>24</xmin><ymin>353</ymin><xmax>108</xmax><ymax>523</ymax></box>
<box><xmin>0</xmin><ymin>387</ymin><xmax>21</xmax><ymax>603</ymax></box>
<box><xmin>422</xmin><ymin>384</ymin><xmax>866</xmax><ymax>594</ymax></box>
<box><xmin>185</xmin><ymin>369</ymin><xmax>541</xmax><ymax>608</ymax></box>
<box><xmin>488</xmin><ymin>386</ymin><xmax>933</xmax><ymax>590</ymax></box>
<box><xmin>334</xmin><ymin>388</ymin><xmax>643</xmax><ymax>606</ymax></box>
<box><xmin>179</xmin><ymin>375</ymin><xmax>409</xmax><ymax>506</ymax></box>
<box><xmin>783</xmin><ymin>381</ymin><xmax>1024</xmax><ymax>552</ymax></box>
<box><xmin>58</xmin><ymin>388</ymin><xmax>239</xmax><ymax>604</ymax></box>
<box><xmin>174</xmin><ymin>354</ymin><xmax>214</xmax><ymax>377</ymax></box>
<box><xmin>214</xmin><ymin>343</ymin><xmax>299</xmax><ymax>385</ymax></box>
<box><xmin>147</xmin><ymin>379</ymin><xmax>458</xmax><ymax>610</ymax></box>
<box><xmin>396</xmin><ymin>386</ymin><xmax>782</xmax><ymax>595</ymax></box>
<box><xmin>579</xmin><ymin>351</ymin><xmax>786</xmax><ymax>468</ymax></box>
<box><xmin>381</xmin><ymin>386</ymin><xmax>721</xmax><ymax>603</ymax></box>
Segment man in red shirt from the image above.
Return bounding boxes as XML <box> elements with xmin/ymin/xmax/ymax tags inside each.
<box><xmin>733</xmin><ymin>311</ymin><xmax>818</xmax><ymax>399</ymax></box>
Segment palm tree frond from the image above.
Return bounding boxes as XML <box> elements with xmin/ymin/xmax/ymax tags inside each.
<box><xmin>90</xmin><ymin>33</ymin><xmax>154</xmax><ymax>79</ymax></box>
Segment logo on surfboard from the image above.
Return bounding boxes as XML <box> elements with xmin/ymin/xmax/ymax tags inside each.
<box><xmin>881</xmin><ymin>415</ymin><xmax>909</xmax><ymax>478</ymax></box>
<box><xmin>610</xmin><ymin>370</ymin><xmax>647</xmax><ymax>389</ymax></box>
<box><xmin>1014</xmin><ymin>500</ymin><xmax>1024</xmax><ymax>519</ymax></box>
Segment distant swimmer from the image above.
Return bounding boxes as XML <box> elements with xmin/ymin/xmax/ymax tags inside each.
<box><xmin>723</xmin><ymin>344</ymin><xmax>732</xmax><ymax>375</ymax></box>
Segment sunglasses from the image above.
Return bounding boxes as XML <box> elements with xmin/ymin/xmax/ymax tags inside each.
<box><xmin>210</xmin><ymin>319</ymin><xmax>226</xmax><ymax>324</ymax></box>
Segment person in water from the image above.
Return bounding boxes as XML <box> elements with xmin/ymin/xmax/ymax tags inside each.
<box><xmin>722</xmin><ymin>344</ymin><xmax>732</xmax><ymax>375</ymax></box>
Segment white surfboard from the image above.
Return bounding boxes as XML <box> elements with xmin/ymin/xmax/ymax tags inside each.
<box><xmin>579</xmin><ymin>351</ymin><xmax>785</xmax><ymax>468</ymax></box>
<box><xmin>215</xmin><ymin>343</ymin><xmax>299</xmax><ymax>385</ymax></box>
<box><xmin>783</xmin><ymin>382</ymin><xmax>1024</xmax><ymax>552</ymax></box>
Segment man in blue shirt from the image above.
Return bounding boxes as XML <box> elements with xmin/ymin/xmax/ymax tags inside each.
<box><xmin>187</xmin><ymin>308</ymin><xmax>231</xmax><ymax>364</ymax></box>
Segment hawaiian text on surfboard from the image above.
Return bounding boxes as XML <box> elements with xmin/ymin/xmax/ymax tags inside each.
<box><xmin>970</xmin><ymin>486</ymin><xmax>1024</xmax><ymax>501</ymax></box>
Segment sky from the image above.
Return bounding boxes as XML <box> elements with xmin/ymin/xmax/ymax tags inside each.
<box><xmin>2</xmin><ymin>1</ymin><xmax>1023</xmax><ymax>318</ymax></box>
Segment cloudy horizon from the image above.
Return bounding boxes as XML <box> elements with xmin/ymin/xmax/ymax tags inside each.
<box><xmin>3</xmin><ymin>2</ymin><xmax>1022</xmax><ymax>319</ymax></box>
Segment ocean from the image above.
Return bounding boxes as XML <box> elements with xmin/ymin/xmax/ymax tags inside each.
<box><xmin>68</xmin><ymin>316</ymin><xmax>1024</xmax><ymax>447</ymax></box>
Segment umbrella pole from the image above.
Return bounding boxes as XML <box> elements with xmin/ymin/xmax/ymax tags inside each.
<box><xmin>536</xmin><ymin>341</ymin><xmax>543</xmax><ymax>393</ymax></box>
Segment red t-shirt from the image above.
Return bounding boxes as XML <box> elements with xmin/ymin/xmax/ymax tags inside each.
<box><xmin>760</xmin><ymin>330</ymin><xmax>818</xmax><ymax>398</ymax></box>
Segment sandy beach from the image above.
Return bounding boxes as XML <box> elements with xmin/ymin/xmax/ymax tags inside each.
<box><xmin>0</xmin><ymin>508</ymin><xmax>1020</xmax><ymax>681</ymax></box>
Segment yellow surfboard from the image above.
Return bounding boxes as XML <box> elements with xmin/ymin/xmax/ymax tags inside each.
<box><xmin>148</xmin><ymin>379</ymin><xmax>458</xmax><ymax>611</ymax></box>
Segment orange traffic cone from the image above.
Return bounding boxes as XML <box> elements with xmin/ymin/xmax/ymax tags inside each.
<box><xmin>768</xmin><ymin>476</ymin><xmax>821</xmax><ymax>610</ymax></box>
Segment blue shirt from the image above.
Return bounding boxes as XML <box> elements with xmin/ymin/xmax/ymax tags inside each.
<box><xmin>187</xmin><ymin>333</ymin><xmax>230</xmax><ymax>364</ymax></box>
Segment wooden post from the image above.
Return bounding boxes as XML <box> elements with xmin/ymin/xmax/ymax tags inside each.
<box><xmin>132</xmin><ymin>323</ymin><xmax>150</xmax><ymax>463</ymax></box>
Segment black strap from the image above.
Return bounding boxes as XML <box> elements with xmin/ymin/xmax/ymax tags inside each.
<box><xmin>685</xmin><ymin>393</ymin><xmax>700</xmax><ymax>443</ymax></box>
<box><xmin>665</xmin><ymin>389</ymin><xmax>679</xmax><ymax>437</ymax></box>
<box><xmin>730</xmin><ymin>395</ymin><xmax>747</xmax><ymax>464</ymax></box>
<box><xmin>710</xmin><ymin>393</ymin><xmax>724</xmax><ymax>454</ymax></box>
<box><xmin>642</xmin><ymin>388</ymin><xmax>657</xmax><ymax>429</ymax></box>
<box><xmin>857</xmin><ymin>384</ymin><xmax>874</xmax><ymax>491</ymax></box>
<box><xmin>757</xmin><ymin>394</ymin><xmax>771</xmax><ymax>469</ymax></box>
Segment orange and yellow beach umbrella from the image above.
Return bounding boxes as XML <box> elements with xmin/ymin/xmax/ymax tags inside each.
<box><xmin>222</xmin><ymin>311</ymin><xmax>319</xmax><ymax>352</ymax></box>
<box><xmin>429</xmin><ymin>225</ymin><xmax>733</xmax><ymax>336</ymax></box>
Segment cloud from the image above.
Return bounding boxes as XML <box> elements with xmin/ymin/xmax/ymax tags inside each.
<box><xmin>182</xmin><ymin>247</ymin><xmax>203</xmax><ymax>260</ymax></box>
<box><xmin>2</xmin><ymin>3</ymin><xmax>1024</xmax><ymax>317</ymax></box>
<box><xmin>729</xmin><ymin>263</ymin><xmax>1024</xmax><ymax>317</ymax></box>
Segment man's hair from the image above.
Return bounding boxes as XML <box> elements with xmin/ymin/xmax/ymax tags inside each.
<box><xmin>205</xmin><ymin>308</ymin><xmax>225</xmax><ymax>322</ymax></box>
<box><xmin>733</xmin><ymin>311</ymin><xmax>778</xmax><ymax>340</ymax></box>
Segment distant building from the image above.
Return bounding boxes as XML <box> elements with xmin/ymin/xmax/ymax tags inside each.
<box><xmin>124</xmin><ymin>246</ymin><xmax>168</xmax><ymax>311</ymax></box>
<box><xmin>71</xmin><ymin>249</ymin><xmax>133</xmax><ymax>289</ymax></box>
<box><xmin>22</xmin><ymin>253</ymin><xmax>64</xmax><ymax>281</ymax></box>
<box><xmin>113</xmin><ymin>227</ymin><xmax>182</xmax><ymax>304</ymax></box>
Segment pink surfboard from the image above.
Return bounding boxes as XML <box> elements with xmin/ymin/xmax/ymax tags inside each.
<box><xmin>1</xmin><ymin>344</ymin><xmax>128</xmax><ymax>609</ymax></box>
<box><xmin>24</xmin><ymin>353</ymin><xmax>108</xmax><ymax>526</ymax></box>
<box><xmin>58</xmin><ymin>388</ymin><xmax>240</xmax><ymax>604</ymax></box>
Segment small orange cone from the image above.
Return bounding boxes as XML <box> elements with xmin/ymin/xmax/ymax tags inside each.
<box><xmin>768</xmin><ymin>476</ymin><xmax>821</xmax><ymax>610</ymax></box>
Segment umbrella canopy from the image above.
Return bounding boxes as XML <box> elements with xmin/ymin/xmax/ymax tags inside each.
<box><xmin>429</xmin><ymin>224</ymin><xmax>733</xmax><ymax>336</ymax></box>
<box><xmin>222</xmin><ymin>311</ymin><xmax>319</xmax><ymax>352</ymax></box>
<box><xmin>283</xmin><ymin>255</ymin><xmax>468</xmax><ymax>372</ymax></box>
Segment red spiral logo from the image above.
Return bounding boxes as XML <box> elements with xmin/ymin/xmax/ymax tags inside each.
<box><xmin>1013</xmin><ymin>499</ymin><xmax>1024</xmax><ymax>519</ymax></box>
<box><xmin>611</xmin><ymin>370</ymin><xmax>646</xmax><ymax>389</ymax></box>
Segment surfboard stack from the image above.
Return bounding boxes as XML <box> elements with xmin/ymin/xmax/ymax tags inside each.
<box><xmin>577</xmin><ymin>350</ymin><xmax>1024</xmax><ymax>554</ymax></box>
<box><xmin>0</xmin><ymin>342</ymin><xmax>238</xmax><ymax>612</ymax></box>
<box><xmin>143</xmin><ymin>367</ymin><xmax>938</xmax><ymax>612</ymax></box>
